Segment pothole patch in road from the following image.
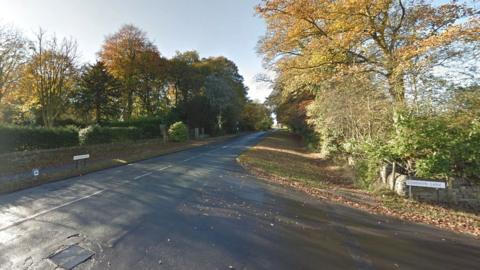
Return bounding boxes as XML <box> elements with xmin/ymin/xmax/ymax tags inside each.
<box><xmin>48</xmin><ymin>244</ymin><xmax>94</xmax><ymax>269</ymax></box>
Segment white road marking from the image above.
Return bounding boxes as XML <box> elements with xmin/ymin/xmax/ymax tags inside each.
<box><xmin>182</xmin><ymin>157</ymin><xmax>196</xmax><ymax>162</ymax></box>
<box><xmin>0</xmin><ymin>138</ymin><xmax>241</xmax><ymax>232</ymax></box>
<box><xmin>134</xmin><ymin>172</ymin><xmax>152</xmax><ymax>180</ymax></box>
<box><xmin>158</xmin><ymin>165</ymin><xmax>173</xmax><ymax>170</ymax></box>
<box><xmin>0</xmin><ymin>189</ymin><xmax>105</xmax><ymax>232</ymax></box>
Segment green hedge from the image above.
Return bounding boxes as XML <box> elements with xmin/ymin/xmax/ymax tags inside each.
<box><xmin>79</xmin><ymin>125</ymin><xmax>142</xmax><ymax>145</ymax></box>
<box><xmin>0</xmin><ymin>125</ymin><xmax>79</xmax><ymax>153</ymax></box>
<box><xmin>168</xmin><ymin>121</ymin><xmax>188</xmax><ymax>142</ymax></box>
<box><xmin>351</xmin><ymin>115</ymin><xmax>480</xmax><ymax>186</ymax></box>
<box><xmin>104</xmin><ymin>117</ymin><xmax>164</xmax><ymax>139</ymax></box>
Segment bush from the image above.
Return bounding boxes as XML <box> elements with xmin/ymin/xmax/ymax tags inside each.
<box><xmin>168</xmin><ymin>122</ymin><xmax>188</xmax><ymax>142</ymax></box>
<box><xmin>350</xmin><ymin>114</ymin><xmax>480</xmax><ymax>187</ymax></box>
<box><xmin>389</xmin><ymin>115</ymin><xmax>480</xmax><ymax>181</ymax></box>
<box><xmin>54</xmin><ymin>118</ymin><xmax>87</xmax><ymax>128</ymax></box>
<box><xmin>351</xmin><ymin>139</ymin><xmax>393</xmax><ymax>189</ymax></box>
<box><xmin>295</xmin><ymin>126</ymin><xmax>321</xmax><ymax>152</ymax></box>
<box><xmin>104</xmin><ymin>116</ymin><xmax>165</xmax><ymax>139</ymax></box>
<box><xmin>79</xmin><ymin>125</ymin><xmax>141</xmax><ymax>145</ymax></box>
<box><xmin>0</xmin><ymin>125</ymin><xmax>79</xmax><ymax>153</ymax></box>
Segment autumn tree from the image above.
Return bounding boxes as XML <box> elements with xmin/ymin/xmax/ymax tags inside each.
<box><xmin>99</xmin><ymin>24</ymin><xmax>162</xmax><ymax>119</ymax></box>
<box><xmin>306</xmin><ymin>74</ymin><xmax>392</xmax><ymax>155</ymax></box>
<box><xmin>241</xmin><ymin>100</ymin><xmax>273</xmax><ymax>131</ymax></box>
<box><xmin>20</xmin><ymin>30</ymin><xmax>78</xmax><ymax>127</ymax></box>
<box><xmin>258</xmin><ymin>1</ymin><xmax>480</xmax><ymax>184</ymax></box>
<box><xmin>257</xmin><ymin>0</ymin><xmax>480</xmax><ymax>106</ymax></box>
<box><xmin>72</xmin><ymin>61</ymin><xmax>121</xmax><ymax>124</ymax></box>
<box><xmin>266</xmin><ymin>81</ymin><xmax>316</xmax><ymax>144</ymax></box>
<box><xmin>0</xmin><ymin>25</ymin><xmax>26</xmax><ymax>105</ymax></box>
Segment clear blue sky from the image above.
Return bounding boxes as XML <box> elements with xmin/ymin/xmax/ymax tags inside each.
<box><xmin>0</xmin><ymin>0</ymin><xmax>271</xmax><ymax>101</ymax></box>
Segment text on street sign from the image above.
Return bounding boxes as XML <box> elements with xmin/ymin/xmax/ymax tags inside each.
<box><xmin>406</xmin><ymin>180</ymin><xmax>446</xmax><ymax>189</ymax></box>
<box><xmin>73</xmin><ymin>154</ymin><xmax>90</xmax><ymax>161</ymax></box>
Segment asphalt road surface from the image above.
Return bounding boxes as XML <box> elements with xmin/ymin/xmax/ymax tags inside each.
<box><xmin>0</xmin><ymin>132</ymin><xmax>479</xmax><ymax>270</ymax></box>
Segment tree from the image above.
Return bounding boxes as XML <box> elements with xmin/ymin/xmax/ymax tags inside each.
<box><xmin>136</xmin><ymin>50</ymin><xmax>169</xmax><ymax>116</ymax></box>
<box><xmin>306</xmin><ymin>74</ymin><xmax>391</xmax><ymax>155</ymax></box>
<box><xmin>204</xmin><ymin>74</ymin><xmax>234</xmax><ymax>131</ymax></box>
<box><xmin>202</xmin><ymin>57</ymin><xmax>248</xmax><ymax>132</ymax></box>
<box><xmin>20</xmin><ymin>30</ymin><xmax>78</xmax><ymax>127</ymax></box>
<box><xmin>266</xmin><ymin>77</ymin><xmax>314</xmax><ymax>134</ymax></box>
<box><xmin>164</xmin><ymin>53</ymin><xmax>248</xmax><ymax>133</ymax></box>
<box><xmin>166</xmin><ymin>50</ymin><xmax>202</xmax><ymax>107</ymax></box>
<box><xmin>447</xmin><ymin>84</ymin><xmax>480</xmax><ymax>124</ymax></box>
<box><xmin>257</xmin><ymin>0</ymin><xmax>480</xmax><ymax>106</ymax></box>
<box><xmin>0</xmin><ymin>25</ymin><xmax>26</xmax><ymax>104</ymax></box>
<box><xmin>99</xmin><ymin>24</ymin><xmax>161</xmax><ymax>120</ymax></box>
<box><xmin>241</xmin><ymin>100</ymin><xmax>273</xmax><ymax>131</ymax></box>
<box><xmin>73</xmin><ymin>61</ymin><xmax>121</xmax><ymax>124</ymax></box>
<box><xmin>257</xmin><ymin>0</ymin><xmax>480</xmax><ymax>184</ymax></box>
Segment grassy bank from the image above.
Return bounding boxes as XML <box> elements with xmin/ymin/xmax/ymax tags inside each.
<box><xmin>238</xmin><ymin>131</ymin><xmax>480</xmax><ymax>237</ymax></box>
<box><xmin>0</xmin><ymin>134</ymin><xmax>238</xmax><ymax>194</ymax></box>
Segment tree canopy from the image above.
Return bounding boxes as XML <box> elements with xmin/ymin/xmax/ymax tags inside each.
<box><xmin>0</xmin><ymin>24</ymin><xmax>271</xmax><ymax>134</ymax></box>
<box><xmin>258</xmin><ymin>0</ymin><xmax>480</xmax><ymax>184</ymax></box>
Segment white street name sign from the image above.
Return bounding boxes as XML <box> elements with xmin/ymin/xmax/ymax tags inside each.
<box><xmin>73</xmin><ymin>154</ymin><xmax>90</xmax><ymax>161</ymax></box>
<box><xmin>406</xmin><ymin>180</ymin><xmax>446</xmax><ymax>189</ymax></box>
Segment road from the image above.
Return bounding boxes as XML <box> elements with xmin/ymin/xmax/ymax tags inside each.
<box><xmin>0</xmin><ymin>132</ymin><xmax>479</xmax><ymax>270</ymax></box>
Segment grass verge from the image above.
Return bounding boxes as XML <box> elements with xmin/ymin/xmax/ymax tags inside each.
<box><xmin>238</xmin><ymin>131</ymin><xmax>480</xmax><ymax>237</ymax></box>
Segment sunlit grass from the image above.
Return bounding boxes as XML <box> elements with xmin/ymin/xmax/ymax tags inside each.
<box><xmin>238</xmin><ymin>131</ymin><xmax>353</xmax><ymax>188</ymax></box>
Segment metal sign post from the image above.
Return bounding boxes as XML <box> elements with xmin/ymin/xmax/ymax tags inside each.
<box><xmin>406</xmin><ymin>179</ymin><xmax>447</xmax><ymax>202</ymax></box>
<box><xmin>160</xmin><ymin>124</ymin><xmax>167</xmax><ymax>144</ymax></box>
<box><xmin>73</xmin><ymin>154</ymin><xmax>90</xmax><ymax>169</ymax></box>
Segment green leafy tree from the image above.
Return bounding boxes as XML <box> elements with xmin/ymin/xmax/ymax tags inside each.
<box><xmin>73</xmin><ymin>61</ymin><xmax>121</xmax><ymax>124</ymax></box>
<box><xmin>241</xmin><ymin>100</ymin><xmax>273</xmax><ymax>131</ymax></box>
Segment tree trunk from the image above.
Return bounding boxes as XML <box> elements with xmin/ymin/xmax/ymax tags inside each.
<box><xmin>387</xmin><ymin>73</ymin><xmax>406</xmax><ymax>106</ymax></box>
<box><xmin>126</xmin><ymin>90</ymin><xmax>133</xmax><ymax>120</ymax></box>
<box><xmin>95</xmin><ymin>102</ymin><xmax>101</xmax><ymax>124</ymax></box>
<box><xmin>43</xmin><ymin>107</ymin><xmax>53</xmax><ymax>128</ymax></box>
<box><xmin>95</xmin><ymin>88</ymin><xmax>101</xmax><ymax>124</ymax></box>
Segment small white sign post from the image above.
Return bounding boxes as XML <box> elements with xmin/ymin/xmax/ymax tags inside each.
<box><xmin>32</xmin><ymin>168</ymin><xmax>40</xmax><ymax>177</ymax></box>
<box><xmin>406</xmin><ymin>179</ymin><xmax>446</xmax><ymax>202</ymax></box>
<box><xmin>73</xmin><ymin>154</ymin><xmax>90</xmax><ymax>169</ymax></box>
<box><xmin>160</xmin><ymin>124</ymin><xmax>167</xmax><ymax>144</ymax></box>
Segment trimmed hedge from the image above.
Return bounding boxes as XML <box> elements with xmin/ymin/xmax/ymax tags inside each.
<box><xmin>79</xmin><ymin>125</ymin><xmax>142</xmax><ymax>145</ymax></box>
<box><xmin>0</xmin><ymin>125</ymin><xmax>79</xmax><ymax>154</ymax></box>
<box><xmin>168</xmin><ymin>121</ymin><xmax>188</xmax><ymax>142</ymax></box>
<box><xmin>104</xmin><ymin>117</ymin><xmax>165</xmax><ymax>139</ymax></box>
